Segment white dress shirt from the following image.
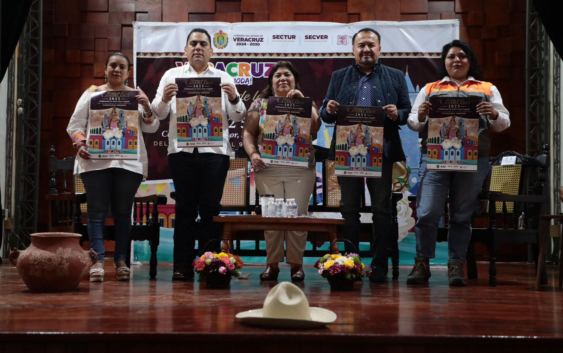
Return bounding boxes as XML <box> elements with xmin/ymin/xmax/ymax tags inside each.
<box><xmin>407</xmin><ymin>77</ymin><xmax>510</xmax><ymax>133</ymax></box>
<box><xmin>67</xmin><ymin>88</ymin><xmax>160</xmax><ymax>177</ymax></box>
<box><xmin>150</xmin><ymin>63</ymin><xmax>247</xmax><ymax>156</ymax></box>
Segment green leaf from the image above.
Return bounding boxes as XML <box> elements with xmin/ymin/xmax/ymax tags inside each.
<box><xmin>407</xmin><ymin>166</ymin><xmax>411</xmax><ymax>173</ymax></box>
<box><xmin>397</xmin><ymin>177</ymin><xmax>406</xmax><ymax>183</ymax></box>
<box><xmin>406</xmin><ymin>185</ymin><xmax>412</xmax><ymax>190</ymax></box>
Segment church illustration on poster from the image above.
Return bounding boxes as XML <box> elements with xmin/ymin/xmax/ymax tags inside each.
<box><xmin>176</xmin><ymin>95</ymin><xmax>223</xmax><ymax>141</ymax></box>
<box><xmin>427</xmin><ymin>115</ymin><xmax>479</xmax><ymax>167</ymax></box>
<box><xmin>262</xmin><ymin>113</ymin><xmax>311</xmax><ymax>161</ymax></box>
<box><xmin>334</xmin><ymin>121</ymin><xmax>384</xmax><ymax>178</ymax></box>
<box><xmin>88</xmin><ymin>107</ymin><xmax>138</xmax><ymax>157</ymax></box>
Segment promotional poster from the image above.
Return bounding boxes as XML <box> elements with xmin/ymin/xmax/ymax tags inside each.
<box><xmin>427</xmin><ymin>96</ymin><xmax>481</xmax><ymax>171</ymax></box>
<box><xmin>87</xmin><ymin>91</ymin><xmax>139</xmax><ymax>160</ymax></box>
<box><xmin>261</xmin><ymin>97</ymin><xmax>313</xmax><ymax>167</ymax></box>
<box><xmin>334</xmin><ymin>106</ymin><xmax>385</xmax><ymax>178</ymax></box>
<box><xmin>175</xmin><ymin>77</ymin><xmax>223</xmax><ymax>148</ymax></box>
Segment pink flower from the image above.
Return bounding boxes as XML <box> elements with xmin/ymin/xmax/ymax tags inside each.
<box><xmin>204</xmin><ymin>252</ymin><xmax>214</xmax><ymax>260</ymax></box>
<box><xmin>318</xmin><ymin>268</ymin><xmax>324</xmax><ymax>275</ymax></box>
<box><xmin>194</xmin><ymin>259</ymin><xmax>206</xmax><ymax>271</ymax></box>
<box><xmin>221</xmin><ymin>257</ymin><xmax>231</xmax><ymax>266</ymax></box>
<box><xmin>228</xmin><ymin>263</ymin><xmax>235</xmax><ymax>271</ymax></box>
<box><xmin>219</xmin><ymin>266</ymin><xmax>227</xmax><ymax>274</ymax></box>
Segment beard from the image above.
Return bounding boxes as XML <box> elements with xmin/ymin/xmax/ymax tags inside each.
<box><xmin>359</xmin><ymin>56</ymin><xmax>375</xmax><ymax>66</ymax></box>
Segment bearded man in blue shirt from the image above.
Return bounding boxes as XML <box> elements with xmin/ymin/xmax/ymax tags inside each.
<box><xmin>319</xmin><ymin>28</ymin><xmax>411</xmax><ymax>283</ymax></box>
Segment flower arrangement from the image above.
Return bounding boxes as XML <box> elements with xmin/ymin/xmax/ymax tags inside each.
<box><xmin>316</xmin><ymin>253</ymin><xmax>366</xmax><ymax>288</ymax></box>
<box><xmin>192</xmin><ymin>251</ymin><xmax>243</xmax><ymax>282</ymax></box>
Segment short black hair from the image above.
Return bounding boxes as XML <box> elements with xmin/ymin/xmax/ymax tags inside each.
<box><xmin>352</xmin><ymin>28</ymin><xmax>381</xmax><ymax>46</ymax></box>
<box><xmin>186</xmin><ymin>28</ymin><xmax>212</xmax><ymax>46</ymax></box>
<box><xmin>105</xmin><ymin>52</ymin><xmax>131</xmax><ymax>70</ymax></box>
<box><xmin>437</xmin><ymin>40</ymin><xmax>483</xmax><ymax>80</ymax></box>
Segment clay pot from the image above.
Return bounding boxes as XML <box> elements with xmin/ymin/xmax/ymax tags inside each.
<box><xmin>9</xmin><ymin>232</ymin><xmax>97</xmax><ymax>292</ymax></box>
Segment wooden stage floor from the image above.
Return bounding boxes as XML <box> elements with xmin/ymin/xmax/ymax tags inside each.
<box><xmin>0</xmin><ymin>260</ymin><xmax>562</xmax><ymax>352</ymax></box>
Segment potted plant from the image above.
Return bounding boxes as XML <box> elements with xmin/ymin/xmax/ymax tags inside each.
<box><xmin>316</xmin><ymin>253</ymin><xmax>365</xmax><ymax>291</ymax></box>
<box><xmin>193</xmin><ymin>251</ymin><xmax>243</xmax><ymax>288</ymax></box>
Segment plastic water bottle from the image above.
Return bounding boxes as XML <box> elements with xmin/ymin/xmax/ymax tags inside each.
<box><xmin>288</xmin><ymin>199</ymin><xmax>298</xmax><ymax>218</ymax></box>
<box><xmin>266</xmin><ymin>197</ymin><xmax>276</xmax><ymax>217</ymax></box>
<box><xmin>286</xmin><ymin>199</ymin><xmax>293</xmax><ymax>218</ymax></box>
<box><xmin>518</xmin><ymin>212</ymin><xmax>526</xmax><ymax>229</ymax></box>
<box><xmin>258</xmin><ymin>194</ymin><xmax>274</xmax><ymax>216</ymax></box>
<box><xmin>275</xmin><ymin>198</ymin><xmax>284</xmax><ymax>217</ymax></box>
<box><xmin>281</xmin><ymin>200</ymin><xmax>288</xmax><ymax>218</ymax></box>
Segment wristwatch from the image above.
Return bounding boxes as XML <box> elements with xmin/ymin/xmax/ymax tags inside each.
<box><xmin>229</xmin><ymin>95</ymin><xmax>240</xmax><ymax>105</ymax></box>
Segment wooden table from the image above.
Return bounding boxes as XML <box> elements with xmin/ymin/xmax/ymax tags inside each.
<box><xmin>213</xmin><ymin>215</ymin><xmax>345</xmax><ymax>254</ymax></box>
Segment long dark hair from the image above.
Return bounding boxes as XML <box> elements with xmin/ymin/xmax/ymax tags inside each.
<box><xmin>259</xmin><ymin>61</ymin><xmax>301</xmax><ymax>98</ymax></box>
<box><xmin>437</xmin><ymin>40</ymin><xmax>483</xmax><ymax>80</ymax></box>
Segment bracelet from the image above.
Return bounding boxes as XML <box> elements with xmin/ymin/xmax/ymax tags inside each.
<box><xmin>143</xmin><ymin>115</ymin><xmax>155</xmax><ymax>125</ymax></box>
<box><xmin>229</xmin><ymin>96</ymin><xmax>240</xmax><ymax>105</ymax></box>
<box><xmin>143</xmin><ymin>109</ymin><xmax>155</xmax><ymax>124</ymax></box>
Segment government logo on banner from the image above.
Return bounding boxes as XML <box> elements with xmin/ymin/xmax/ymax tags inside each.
<box><xmin>213</xmin><ymin>30</ymin><xmax>229</xmax><ymax>49</ymax></box>
<box><xmin>337</xmin><ymin>35</ymin><xmax>349</xmax><ymax>45</ymax></box>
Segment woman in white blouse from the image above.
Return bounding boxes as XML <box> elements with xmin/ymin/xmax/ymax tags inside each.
<box><xmin>67</xmin><ymin>52</ymin><xmax>159</xmax><ymax>282</ymax></box>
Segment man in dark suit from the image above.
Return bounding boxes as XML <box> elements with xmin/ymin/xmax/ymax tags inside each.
<box><xmin>319</xmin><ymin>28</ymin><xmax>411</xmax><ymax>283</ymax></box>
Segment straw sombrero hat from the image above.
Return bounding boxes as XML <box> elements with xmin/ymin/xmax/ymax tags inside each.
<box><xmin>236</xmin><ymin>282</ymin><xmax>337</xmax><ymax>329</ymax></box>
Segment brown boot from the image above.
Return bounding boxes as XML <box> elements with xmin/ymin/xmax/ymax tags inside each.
<box><xmin>406</xmin><ymin>257</ymin><xmax>431</xmax><ymax>284</ymax></box>
<box><xmin>448</xmin><ymin>261</ymin><xmax>467</xmax><ymax>287</ymax></box>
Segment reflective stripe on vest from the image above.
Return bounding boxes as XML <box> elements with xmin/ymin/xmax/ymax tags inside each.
<box><xmin>425</xmin><ymin>80</ymin><xmax>492</xmax><ymax>97</ymax></box>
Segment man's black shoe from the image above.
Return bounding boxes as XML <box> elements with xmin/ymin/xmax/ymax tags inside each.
<box><xmin>369</xmin><ymin>267</ymin><xmax>387</xmax><ymax>283</ymax></box>
<box><xmin>172</xmin><ymin>266</ymin><xmax>194</xmax><ymax>281</ymax></box>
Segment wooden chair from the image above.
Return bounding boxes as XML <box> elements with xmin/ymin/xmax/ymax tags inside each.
<box><xmin>46</xmin><ymin>145</ymin><xmax>166</xmax><ymax>279</ymax></box>
<box><xmin>478</xmin><ymin>145</ymin><xmax>550</xmax><ymax>286</ymax></box>
<box><xmin>45</xmin><ymin>146</ymin><xmax>77</xmax><ymax>233</ymax></box>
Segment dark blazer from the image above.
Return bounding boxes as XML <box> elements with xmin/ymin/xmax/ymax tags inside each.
<box><xmin>319</xmin><ymin>63</ymin><xmax>412</xmax><ymax>162</ymax></box>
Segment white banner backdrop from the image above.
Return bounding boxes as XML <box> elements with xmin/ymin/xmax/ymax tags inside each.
<box><xmin>135</xmin><ymin>20</ymin><xmax>459</xmax><ymax>55</ymax></box>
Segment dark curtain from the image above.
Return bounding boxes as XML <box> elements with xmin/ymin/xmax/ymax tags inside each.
<box><xmin>533</xmin><ymin>0</ymin><xmax>563</xmax><ymax>57</ymax></box>
<box><xmin>0</xmin><ymin>0</ymin><xmax>32</xmax><ymax>81</ymax></box>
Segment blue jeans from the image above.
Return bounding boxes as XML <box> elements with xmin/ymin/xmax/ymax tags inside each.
<box><xmin>415</xmin><ymin>155</ymin><xmax>490</xmax><ymax>263</ymax></box>
<box><xmin>338</xmin><ymin>158</ymin><xmax>394</xmax><ymax>274</ymax></box>
<box><xmin>80</xmin><ymin>168</ymin><xmax>143</xmax><ymax>263</ymax></box>
<box><xmin>168</xmin><ymin>151</ymin><xmax>230</xmax><ymax>268</ymax></box>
